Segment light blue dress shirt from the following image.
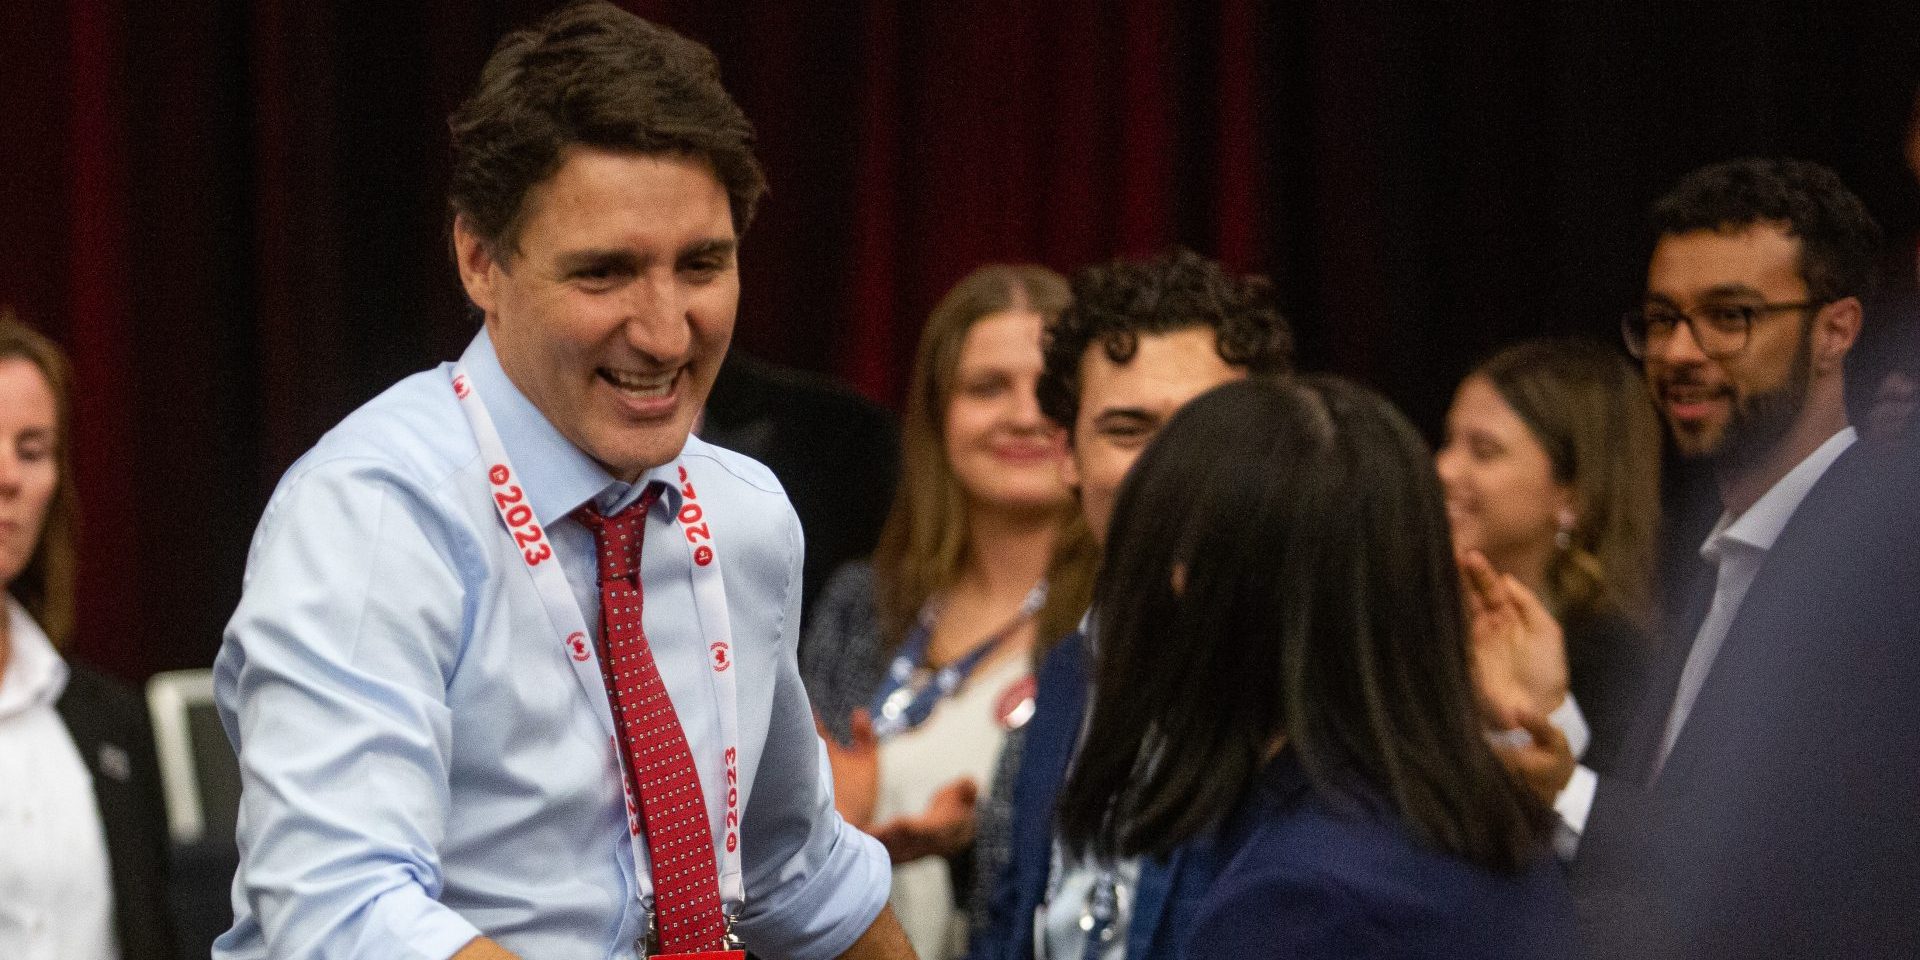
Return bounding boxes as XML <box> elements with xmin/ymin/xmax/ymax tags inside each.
<box><xmin>213</xmin><ymin>330</ymin><xmax>889</xmax><ymax>960</ymax></box>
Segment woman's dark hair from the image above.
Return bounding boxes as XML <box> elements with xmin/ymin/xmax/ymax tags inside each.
<box><xmin>1055</xmin><ymin>377</ymin><xmax>1548</xmax><ymax>872</ymax></box>
<box><xmin>447</xmin><ymin>0</ymin><xmax>767</xmax><ymax>256</ymax></box>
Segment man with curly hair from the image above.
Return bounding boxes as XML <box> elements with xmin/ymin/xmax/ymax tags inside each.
<box><xmin>971</xmin><ymin>248</ymin><xmax>1294</xmax><ymax>960</ymax></box>
<box><xmin>1037</xmin><ymin>247</ymin><xmax>1295</xmax><ymax>546</ymax></box>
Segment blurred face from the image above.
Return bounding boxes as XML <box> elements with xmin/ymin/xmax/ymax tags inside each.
<box><xmin>943</xmin><ymin>310</ymin><xmax>1071</xmax><ymax>512</ymax></box>
<box><xmin>1865</xmin><ymin>369</ymin><xmax>1919</xmax><ymax>443</ymax></box>
<box><xmin>1435</xmin><ymin>376</ymin><xmax>1572</xmax><ymax>574</ymax></box>
<box><xmin>1067</xmin><ymin>327</ymin><xmax>1242</xmax><ymax>544</ymax></box>
<box><xmin>0</xmin><ymin>358</ymin><xmax>59</xmax><ymax>590</ymax></box>
<box><xmin>456</xmin><ymin>148</ymin><xmax>738</xmax><ymax>481</ymax></box>
<box><xmin>1643</xmin><ymin>225</ymin><xmax>1818</xmax><ymax>465</ymax></box>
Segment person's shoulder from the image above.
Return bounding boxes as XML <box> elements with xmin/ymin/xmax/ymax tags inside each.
<box><xmin>246</xmin><ymin>366</ymin><xmax>486</xmax><ymax>563</ymax></box>
<box><xmin>273</xmin><ymin>367</ymin><xmax>478</xmax><ymax>502</ymax></box>
<box><xmin>680</xmin><ymin>434</ymin><xmax>789</xmax><ymax>499</ymax></box>
<box><xmin>56</xmin><ymin>661</ymin><xmax>145</xmax><ymax>724</ymax></box>
<box><xmin>1221</xmin><ymin>766</ymin><xmax>1570</xmax><ymax>928</ymax></box>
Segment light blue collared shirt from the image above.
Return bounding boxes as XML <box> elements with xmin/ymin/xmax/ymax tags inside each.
<box><xmin>214</xmin><ymin>330</ymin><xmax>889</xmax><ymax>960</ymax></box>
<box><xmin>1655</xmin><ymin>425</ymin><xmax>1858</xmax><ymax>772</ymax></box>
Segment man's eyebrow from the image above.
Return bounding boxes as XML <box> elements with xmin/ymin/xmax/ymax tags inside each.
<box><xmin>1645</xmin><ymin>282</ymin><xmax>1769</xmax><ymax>306</ymax></box>
<box><xmin>554</xmin><ymin>249</ymin><xmax>639</xmax><ymax>273</ymax></box>
<box><xmin>680</xmin><ymin>238</ymin><xmax>738</xmax><ymax>260</ymax></box>
<box><xmin>1698</xmin><ymin>283</ymin><xmax>1770</xmax><ymax>301</ymax></box>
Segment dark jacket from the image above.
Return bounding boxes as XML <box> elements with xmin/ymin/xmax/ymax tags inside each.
<box><xmin>1573</xmin><ymin>439</ymin><xmax>1920</xmax><ymax>959</ymax></box>
<box><xmin>970</xmin><ymin>632</ymin><xmax>1224</xmax><ymax>960</ymax></box>
<box><xmin>1563</xmin><ymin>607</ymin><xmax>1653</xmax><ymax>778</ymax></box>
<box><xmin>54</xmin><ymin>664</ymin><xmax>180</xmax><ymax>960</ymax></box>
<box><xmin>700</xmin><ymin>352</ymin><xmax>899</xmax><ymax>629</ymax></box>
<box><xmin>1192</xmin><ymin>753</ymin><xmax>1576</xmax><ymax>960</ymax></box>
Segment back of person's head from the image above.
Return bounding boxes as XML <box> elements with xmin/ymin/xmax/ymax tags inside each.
<box><xmin>1650</xmin><ymin>157</ymin><xmax>1882</xmax><ymax>306</ymax></box>
<box><xmin>0</xmin><ymin>308</ymin><xmax>78</xmax><ymax>648</ymax></box>
<box><xmin>1057</xmin><ymin>376</ymin><xmax>1545</xmax><ymax>873</ymax></box>
<box><xmin>1037</xmin><ymin>247</ymin><xmax>1294</xmax><ymax>432</ymax></box>
<box><xmin>447</xmin><ymin>0</ymin><xmax>767</xmax><ymax>257</ymax></box>
<box><xmin>874</xmin><ymin>264</ymin><xmax>1094</xmax><ymax>649</ymax></box>
<box><xmin>1475</xmin><ymin>337</ymin><xmax>1662</xmax><ymax>626</ymax></box>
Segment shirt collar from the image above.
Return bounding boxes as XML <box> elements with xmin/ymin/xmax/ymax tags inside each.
<box><xmin>0</xmin><ymin>594</ymin><xmax>69</xmax><ymax>719</ymax></box>
<box><xmin>1703</xmin><ymin>425</ymin><xmax>1857</xmax><ymax>561</ymax></box>
<box><xmin>458</xmin><ymin>329</ymin><xmax>687</xmax><ymax>525</ymax></box>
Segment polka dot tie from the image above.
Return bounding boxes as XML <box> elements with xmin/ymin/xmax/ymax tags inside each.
<box><xmin>577</xmin><ymin>486</ymin><xmax>727</xmax><ymax>954</ymax></box>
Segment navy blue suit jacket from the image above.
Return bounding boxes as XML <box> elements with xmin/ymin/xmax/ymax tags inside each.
<box><xmin>970</xmin><ymin>631</ymin><xmax>1223</xmax><ymax>960</ymax></box>
<box><xmin>1195</xmin><ymin>755</ymin><xmax>1576</xmax><ymax>960</ymax></box>
<box><xmin>1573</xmin><ymin>438</ymin><xmax>1920</xmax><ymax>959</ymax></box>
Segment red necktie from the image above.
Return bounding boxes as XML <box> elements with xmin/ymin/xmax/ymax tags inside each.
<box><xmin>578</xmin><ymin>487</ymin><xmax>728</xmax><ymax>954</ymax></box>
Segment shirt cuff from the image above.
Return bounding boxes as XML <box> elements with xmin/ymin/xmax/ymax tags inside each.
<box><xmin>1553</xmin><ymin>763</ymin><xmax>1598</xmax><ymax>843</ymax></box>
<box><xmin>1548</xmin><ymin>693</ymin><xmax>1590</xmax><ymax>761</ymax></box>
<box><xmin>739</xmin><ymin>816</ymin><xmax>892</xmax><ymax>960</ymax></box>
<box><xmin>370</xmin><ymin>883</ymin><xmax>485</xmax><ymax>960</ymax></box>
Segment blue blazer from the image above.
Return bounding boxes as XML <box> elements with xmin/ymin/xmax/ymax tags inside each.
<box><xmin>970</xmin><ymin>631</ymin><xmax>1222</xmax><ymax>960</ymax></box>
<box><xmin>1573</xmin><ymin>438</ymin><xmax>1920</xmax><ymax>959</ymax></box>
<box><xmin>1194</xmin><ymin>754</ymin><xmax>1577</xmax><ymax>960</ymax></box>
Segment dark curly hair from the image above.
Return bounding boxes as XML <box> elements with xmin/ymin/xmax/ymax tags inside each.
<box><xmin>447</xmin><ymin>0</ymin><xmax>767</xmax><ymax>257</ymax></box>
<box><xmin>1038</xmin><ymin>248</ymin><xmax>1295</xmax><ymax>431</ymax></box>
<box><xmin>1649</xmin><ymin>157</ymin><xmax>1882</xmax><ymax>305</ymax></box>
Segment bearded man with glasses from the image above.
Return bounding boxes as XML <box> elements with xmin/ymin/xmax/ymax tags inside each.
<box><xmin>1482</xmin><ymin>158</ymin><xmax>1920</xmax><ymax>959</ymax></box>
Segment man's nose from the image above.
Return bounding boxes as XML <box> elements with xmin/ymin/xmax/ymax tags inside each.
<box><xmin>621</xmin><ymin>277</ymin><xmax>693</xmax><ymax>363</ymax></box>
<box><xmin>1654</xmin><ymin>317</ymin><xmax>1711</xmax><ymax>367</ymax></box>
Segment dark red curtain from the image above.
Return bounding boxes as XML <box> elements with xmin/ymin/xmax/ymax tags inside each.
<box><xmin>4</xmin><ymin>0</ymin><xmax>1918</xmax><ymax>682</ymax></box>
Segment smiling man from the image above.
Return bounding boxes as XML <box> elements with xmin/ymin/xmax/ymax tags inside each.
<box><xmin>1473</xmin><ymin>158</ymin><xmax>1920</xmax><ymax>959</ymax></box>
<box><xmin>213</xmin><ymin>5</ymin><xmax>907</xmax><ymax>960</ymax></box>
<box><xmin>972</xmin><ymin>248</ymin><xmax>1295</xmax><ymax>960</ymax></box>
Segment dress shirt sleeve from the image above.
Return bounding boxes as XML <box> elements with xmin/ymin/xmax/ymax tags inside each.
<box><xmin>216</xmin><ymin>460</ymin><xmax>483</xmax><ymax>960</ymax></box>
<box><xmin>1553</xmin><ymin>765</ymin><xmax>1598</xmax><ymax>848</ymax></box>
<box><xmin>1544</xmin><ymin>694</ymin><xmax>1595</xmax><ymax>856</ymax></box>
<box><xmin>733</xmin><ymin>508</ymin><xmax>891</xmax><ymax>960</ymax></box>
<box><xmin>1548</xmin><ymin>693</ymin><xmax>1591</xmax><ymax>763</ymax></box>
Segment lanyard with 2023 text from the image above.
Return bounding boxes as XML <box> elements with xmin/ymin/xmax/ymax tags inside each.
<box><xmin>450</xmin><ymin>366</ymin><xmax>745</xmax><ymax>955</ymax></box>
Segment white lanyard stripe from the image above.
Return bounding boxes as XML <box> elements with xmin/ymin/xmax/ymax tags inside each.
<box><xmin>450</xmin><ymin>366</ymin><xmax>745</xmax><ymax>915</ymax></box>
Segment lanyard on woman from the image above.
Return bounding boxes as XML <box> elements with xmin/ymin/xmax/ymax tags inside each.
<box><xmin>868</xmin><ymin>581</ymin><xmax>1046</xmax><ymax>740</ymax></box>
<box><xmin>449</xmin><ymin>365</ymin><xmax>746</xmax><ymax>932</ymax></box>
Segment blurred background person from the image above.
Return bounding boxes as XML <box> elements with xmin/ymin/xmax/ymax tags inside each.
<box><xmin>1437</xmin><ymin>337</ymin><xmax>1662</xmax><ymax>778</ymax></box>
<box><xmin>1057</xmin><ymin>377</ymin><xmax>1573</xmax><ymax>960</ymax></box>
<box><xmin>971</xmin><ymin>248</ymin><xmax>1296</xmax><ymax>960</ymax></box>
<box><xmin>802</xmin><ymin>265</ymin><xmax>1097</xmax><ymax>959</ymax></box>
<box><xmin>0</xmin><ymin>310</ymin><xmax>177</xmax><ymax>960</ymax></box>
<box><xmin>700</xmin><ymin>349</ymin><xmax>900</xmax><ymax>627</ymax></box>
<box><xmin>1852</xmin><ymin>283</ymin><xmax>1920</xmax><ymax>444</ymax></box>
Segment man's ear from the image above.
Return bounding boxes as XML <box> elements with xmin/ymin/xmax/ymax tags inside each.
<box><xmin>453</xmin><ymin>214</ymin><xmax>503</xmax><ymax>319</ymax></box>
<box><xmin>1814</xmin><ymin>295</ymin><xmax>1863</xmax><ymax>377</ymax></box>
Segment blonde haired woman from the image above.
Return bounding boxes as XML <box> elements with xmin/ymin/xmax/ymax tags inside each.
<box><xmin>802</xmin><ymin>266</ymin><xmax>1095</xmax><ymax>959</ymax></box>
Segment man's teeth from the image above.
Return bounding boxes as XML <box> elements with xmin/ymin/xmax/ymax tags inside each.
<box><xmin>603</xmin><ymin>369</ymin><xmax>676</xmax><ymax>396</ymax></box>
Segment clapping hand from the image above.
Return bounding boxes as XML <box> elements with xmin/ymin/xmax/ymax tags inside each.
<box><xmin>868</xmin><ymin>777</ymin><xmax>979</xmax><ymax>865</ymax></box>
<box><xmin>1461</xmin><ymin>550</ymin><xmax>1568</xmax><ymax>726</ymax></box>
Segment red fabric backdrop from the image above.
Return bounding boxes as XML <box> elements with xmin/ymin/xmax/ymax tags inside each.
<box><xmin>2</xmin><ymin>0</ymin><xmax>1917</xmax><ymax>681</ymax></box>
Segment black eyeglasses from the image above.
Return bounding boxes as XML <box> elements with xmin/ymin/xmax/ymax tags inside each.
<box><xmin>1621</xmin><ymin>299</ymin><xmax>1822</xmax><ymax>360</ymax></box>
